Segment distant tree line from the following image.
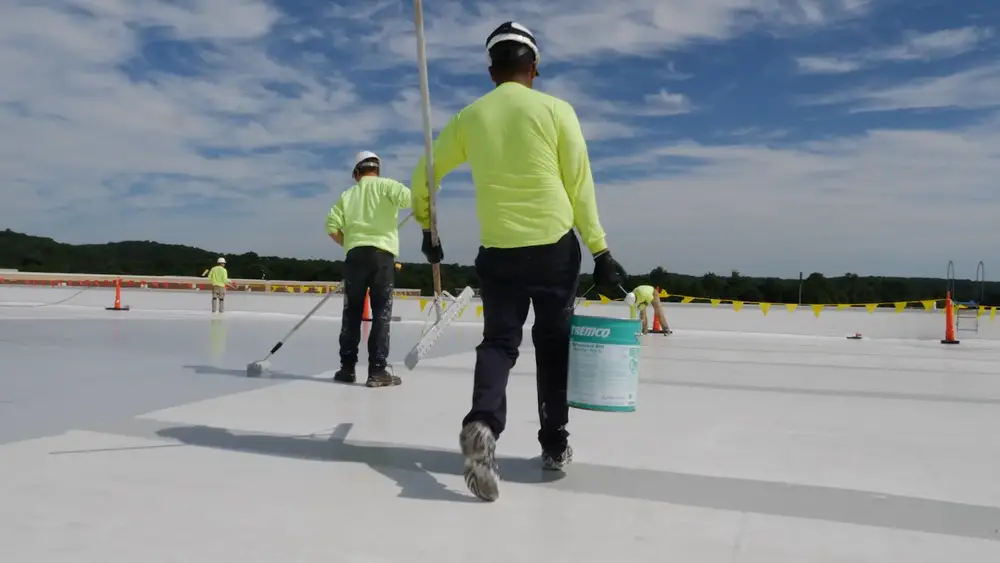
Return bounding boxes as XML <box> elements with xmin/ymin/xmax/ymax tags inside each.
<box><xmin>2</xmin><ymin>228</ymin><xmax>996</xmax><ymax>305</ymax></box>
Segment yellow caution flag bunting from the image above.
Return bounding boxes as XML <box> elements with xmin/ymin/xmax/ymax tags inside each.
<box><xmin>378</xmin><ymin>288</ymin><xmax>972</xmax><ymax>321</ymax></box>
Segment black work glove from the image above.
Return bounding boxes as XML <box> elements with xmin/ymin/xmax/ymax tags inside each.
<box><xmin>421</xmin><ymin>230</ymin><xmax>443</xmax><ymax>264</ymax></box>
<box><xmin>592</xmin><ymin>250</ymin><xmax>628</xmax><ymax>293</ymax></box>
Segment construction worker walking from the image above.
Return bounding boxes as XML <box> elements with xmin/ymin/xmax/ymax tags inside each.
<box><xmin>207</xmin><ymin>257</ymin><xmax>234</xmax><ymax>313</ymax></box>
<box><xmin>410</xmin><ymin>21</ymin><xmax>629</xmax><ymax>502</ymax></box>
<box><xmin>631</xmin><ymin>285</ymin><xmax>672</xmax><ymax>335</ymax></box>
<box><xmin>326</xmin><ymin>150</ymin><xmax>411</xmax><ymax>388</ymax></box>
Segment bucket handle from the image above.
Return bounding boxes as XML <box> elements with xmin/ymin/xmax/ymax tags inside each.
<box><xmin>574</xmin><ymin>284</ymin><xmax>631</xmax><ymax>311</ymax></box>
<box><xmin>576</xmin><ymin>285</ymin><xmax>644</xmax><ymax>338</ymax></box>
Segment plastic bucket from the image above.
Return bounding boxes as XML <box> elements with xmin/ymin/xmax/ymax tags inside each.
<box><xmin>567</xmin><ymin>314</ymin><xmax>642</xmax><ymax>412</ymax></box>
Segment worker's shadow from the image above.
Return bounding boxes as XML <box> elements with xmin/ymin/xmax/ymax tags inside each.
<box><xmin>156</xmin><ymin>423</ymin><xmax>565</xmax><ymax>504</ymax></box>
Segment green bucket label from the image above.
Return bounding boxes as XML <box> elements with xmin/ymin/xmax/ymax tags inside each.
<box><xmin>567</xmin><ymin>314</ymin><xmax>642</xmax><ymax>412</ymax></box>
<box><xmin>569</xmin><ymin>315</ymin><xmax>642</xmax><ymax>346</ymax></box>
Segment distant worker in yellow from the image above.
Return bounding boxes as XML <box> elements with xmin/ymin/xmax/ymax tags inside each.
<box><xmin>410</xmin><ymin>21</ymin><xmax>629</xmax><ymax>502</ymax></box>
<box><xmin>326</xmin><ymin>150</ymin><xmax>411</xmax><ymax>388</ymax></box>
<box><xmin>629</xmin><ymin>285</ymin><xmax>671</xmax><ymax>335</ymax></box>
<box><xmin>207</xmin><ymin>257</ymin><xmax>235</xmax><ymax>313</ymax></box>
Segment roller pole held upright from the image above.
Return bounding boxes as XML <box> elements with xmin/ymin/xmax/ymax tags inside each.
<box><xmin>401</xmin><ymin>0</ymin><xmax>477</xmax><ymax>370</ymax></box>
<box><xmin>413</xmin><ymin>0</ymin><xmax>444</xmax><ymax>320</ymax></box>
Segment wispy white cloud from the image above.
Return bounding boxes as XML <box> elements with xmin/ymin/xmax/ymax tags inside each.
<box><xmin>716</xmin><ymin>127</ymin><xmax>792</xmax><ymax>141</ymax></box>
<box><xmin>0</xmin><ymin>0</ymin><xmax>997</xmax><ymax>279</ymax></box>
<box><xmin>0</xmin><ymin>1</ymin><xmax>401</xmax><ymax>218</ymax></box>
<box><xmin>800</xmin><ymin>62</ymin><xmax>1000</xmax><ymax>112</ymax></box>
<box><xmin>354</xmin><ymin>0</ymin><xmax>871</xmax><ymax>70</ymax></box>
<box><xmin>591</xmin><ymin>117</ymin><xmax>1000</xmax><ymax>275</ymax></box>
<box><xmin>795</xmin><ymin>26</ymin><xmax>995</xmax><ymax>74</ymax></box>
<box><xmin>536</xmin><ymin>71</ymin><xmax>694</xmax><ymax>139</ymax></box>
<box><xmin>795</xmin><ymin>56</ymin><xmax>864</xmax><ymax>74</ymax></box>
<box><xmin>641</xmin><ymin>89</ymin><xmax>695</xmax><ymax>116</ymax></box>
<box><xmin>662</xmin><ymin>61</ymin><xmax>693</xmax><ymax>81</ymax></box>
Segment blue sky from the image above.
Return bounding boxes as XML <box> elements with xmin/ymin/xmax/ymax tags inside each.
<box><xmin>1</xmin><ymin>0</ymin><xmax>998</xmax><ymax>278</ymax></box>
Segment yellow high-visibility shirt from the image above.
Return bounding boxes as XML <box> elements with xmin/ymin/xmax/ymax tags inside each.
<box><xmin>633</xmin><ymin>285</ymin><xmax>656</xmax><ymax>306</ymax></box>
<box><xmin>325</xmin><ymin>176</ymin><xmax>411</xmax><ymax>256</ymax></box>
<box><xmin>208</xmin><ymin>265</ymin><xmax>229</xmax><ymax>287</ymax></box>
<box><xmin>410</xmin><ymin>82</ymin><xmax>607</xmax><ymax>255</ymax></box>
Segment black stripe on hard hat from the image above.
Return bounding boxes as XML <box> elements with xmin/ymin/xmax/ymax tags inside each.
<box><xmin>486</xmin><ymin>21</ymin><xmax>540</xmax><ymax>71</ymax></box>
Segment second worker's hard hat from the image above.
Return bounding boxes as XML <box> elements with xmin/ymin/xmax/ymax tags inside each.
<box><xmin>354</xmin><ymin>150</ymin><xmax>380</xmax><ymax>170</ymax></box>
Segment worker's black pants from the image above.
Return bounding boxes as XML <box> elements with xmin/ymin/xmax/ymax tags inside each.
<box><xmin>340</xmin><ymin>246</ymin><xmax>395</xmax><ymax>372</ymax></box>
<box><xmin>462</xmin><ymin>230</ymin><xmax>582</xmax><ymax>454</ymax></box>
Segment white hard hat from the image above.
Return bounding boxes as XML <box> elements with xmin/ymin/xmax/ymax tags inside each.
<box><xmin>354</xmin><ymin>150</ymin><xmax>380</xmax><ymax>169</ymax></box>
<box><xmin>624</xmin><ymin>292</ymin><xmax>637</xmax><ymax>307</ymax></box>
<box><xmin>217</xmin><ymin>257</ymin><xmax>226</xmax><ymax>264</ymax></box>
<box><xmin>486</xmin><ymin>21</ymin><xmax>541</xmax><ymax>74</ymax></box>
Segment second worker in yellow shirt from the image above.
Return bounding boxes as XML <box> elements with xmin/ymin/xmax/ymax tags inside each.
<box><xmin>326</xmin><ymin>151</ymin><xmax>411</xmax><ymax>388</ymax></box>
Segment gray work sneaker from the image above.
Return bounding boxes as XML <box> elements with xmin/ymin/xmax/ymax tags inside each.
<box><xmin>365</xmin><ymin>365</ymin><xmax>401</xmax><ymax>388</ymax></box>
<box><xmin>541</xmin><ymin>445</ymin><xmax>574</xmax><ymax>471</ymax></box>
<box><xmin>459</xmin><ymin>421</ymin><xmax>500</xmax><ymax>502</ymax></box>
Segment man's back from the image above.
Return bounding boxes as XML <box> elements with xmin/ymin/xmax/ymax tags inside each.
<box><xmin>420</xmin><ymin>82</ymin><xmax>605</xmax><ymax>254</ymax></box>
<box><xmin>208</xmin><ymin>265</ymin><xmax>228</xmax><ymax>287</ymax></box>
<box><xmin>327</xmin><ymin>176</ymin><xmax>411</xmax><ymax>256</ymax></box>
<box><xmin>463</xmin><ymin>83</ymin><xmax>564</xmax><ymax>185</ymax></box>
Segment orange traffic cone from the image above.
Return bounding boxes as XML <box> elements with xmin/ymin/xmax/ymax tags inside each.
<box><xmin>105</xmin><ymin>277</ymin><xmax>130</xmax><ymax>311</ymax></box>
<box><xmin>362</xmin><ymin>289</ymin><xmax>372</xmax><ymax>322</ymax></box>
<box><xmin>940</xmin><ymin>291</ymin><xmax>959</xmax><ymax>345</ymax></box>
<box><xmin>650</xmin><ymin>286</ymin><xmax>669</xmax><ymax>334</ymax></box>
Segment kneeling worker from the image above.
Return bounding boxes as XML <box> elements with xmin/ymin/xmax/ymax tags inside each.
<box><xmin>633</xmin><ymin>284</ymin><xmax>671</xmax><ymax>335</ymax></box>
<box><xmin>325</xmin><ymin>150</ymin><xmax>411</xmax><ymax>388</ymax></box>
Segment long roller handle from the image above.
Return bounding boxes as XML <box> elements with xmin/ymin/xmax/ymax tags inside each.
<box><xmin>413</xmin><ymin>0</ymin><xmax>444</xmax><ymax>311</ymax></box>
<box><xmin>263</xmin><ymin>287</ymin><xmax>337</xmax><ymax>358</ymax></box>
